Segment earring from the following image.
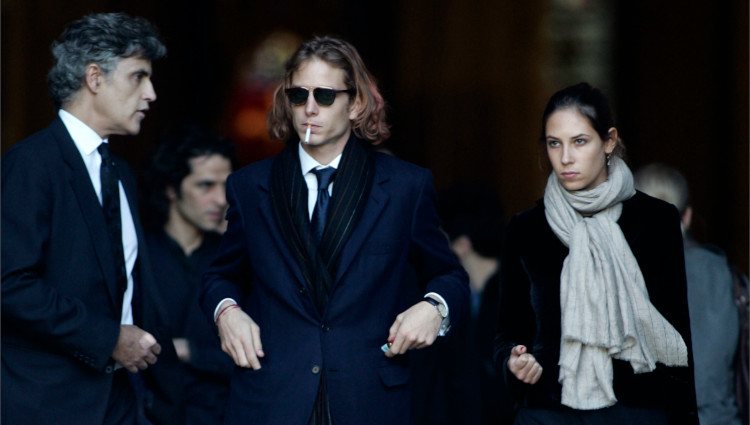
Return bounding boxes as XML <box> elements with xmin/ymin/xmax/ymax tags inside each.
<box><xmin>606</xmin><ymin>153</ymin><xmax>611</xmax><ymax>166</ymax></box>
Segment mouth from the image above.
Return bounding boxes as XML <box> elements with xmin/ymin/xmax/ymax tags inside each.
<box><xmin>206</xmin><ymin>212</ymin><xmax>223</xmax><ymax>222</ymax></box>
<box><xmin>560</xmin><ymin>171</ymin><xmax>578</xmax><ymax>179</ymax></box>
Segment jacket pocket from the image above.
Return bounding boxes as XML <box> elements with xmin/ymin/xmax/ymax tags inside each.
<box><xmin>377</xmin><ymin>364</ymin><xmax>410</xmax><ymax>388</ymax></box>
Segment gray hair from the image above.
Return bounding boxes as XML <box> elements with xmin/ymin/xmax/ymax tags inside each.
<box><xmin>48</xmin><ymin>12</ymin><xmax>166</xmax><ymax>107</ymax></box>
<box><xmin>633</xmin><ymin>163</ymin><xmax>690</xmax><ymax>213</ymax></box>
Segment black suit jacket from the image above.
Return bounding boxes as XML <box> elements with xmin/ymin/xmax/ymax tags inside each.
<box><xmin>201</xmin><ymin>150</ymin><xmax>470</xmax><ymax>425</ymax></box>
<box><xmin>494</xmin><ymin>191</ymin><xmax>698</xmax><ymax>425</ymax></box>
<box><xmin>1</xmin><ymin>118</ymin><xmax>180</xmax><ymax>425</ymax></box>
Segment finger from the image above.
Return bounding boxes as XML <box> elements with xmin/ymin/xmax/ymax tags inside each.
<box><xmin>144</xmin><ymin>351</ymin><xmax>158</xmax><ymax>365</ymax></box>
<box><xmin>409</xmin><ymin>333</ymin><xmax>431</xmax><ymax>350</ymax></box>
<box><xmin>241</xmin><ymin>336</ymin><xmax>261</xmax><ymax>370</ymax></box>
<box><xmin>139</xmin><ymin>332</ymin><xmax>157</xmax><ymax>349</ymax></box>
<box><xmin>390</xmin><ymin>329</ymin><xmax>409</xmax><ymax>355</ymax></box>
<box><xmin>250</xmin><ymin>323</ymin><xmax>264</xmax><ymax>358</ymax></box>
<box><xmin>385</xmin><ymin>317</ymin><xmax>404</xmax><ymax>356</ymax></box>
<box><xmin>232</xmin><ymin>337</ymin><xmax>251</xmax><ymax>368</ymax></box>
<box><xmin>136</xmin><ymin>359</ymin><xmax>149</xmax><ymax>370</ymax></box>
<box><xmin>420</xmin><ymin>331</ymin><xmax>438</xmax><ymax>348</ymax></box>
<box><xmin>524</xmin><ymin>362</ymin><xmax>541</xmax><ymax>383</ymax></box>
<box><xmin>518</xmin><ymin>355</ymin><xmax>537</xmax><ymax>377</ymax></box>
<box><xmin>388</xmin><ymin>315</ymin><xmax>402</xmax><ymax>344</ymax></box>
<box><xmin>511</xmin><ymin>345</ymin><xmax>527</xmax><ymax>357</ymax></box>
<box><xmin>524</xmin><ymin>359</ymin><xmax>544</xmax><ymax>383</ymax></box>
<box><xmin>528</xmin><ymin>365</ymin><xmax>543</xmax><ymax>384</ymax></box>
<box><xmin>509</xmin><ymin>354</ymin><xmax>528</xmax><ymax>373</ymax></box>
<box><xmin>125</xmin><ymin>363</ymin><xmax>139</xmax><ymax>373</ymax></box>
<box><xmin>520</xmin><ymin>362</ymin><xmax>536</xmax><ymax>383</ymax></box>
<box><xmin>150</xmin><ymin>342</ymin><xmax>161</xmax><ymax>356</ymax></box>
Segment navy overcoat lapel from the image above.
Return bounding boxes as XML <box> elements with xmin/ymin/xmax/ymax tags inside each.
<box><xmin>53</xmin><ymin>118</ymin><xmax>120</xmax><ymax>308</ymax></box>
<box><xmin>257</xmin><ymin>179</ymin><xmax>310</xmax><ymax>292</ymax></box>
<box><xmin>333</xmin><ymin>170</ymin><xmax>389</xmax><ymax>284</ymax></box>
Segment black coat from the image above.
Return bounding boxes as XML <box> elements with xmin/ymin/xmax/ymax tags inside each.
<box><xmin>1</xmin><ymin>118</ymin><xmax>181</xmax><ymax>425</ymax></box>
<box><xmin>494</xmin><ymin>191</ymin><xmax>698</xmax><ymax>425</ymax></box>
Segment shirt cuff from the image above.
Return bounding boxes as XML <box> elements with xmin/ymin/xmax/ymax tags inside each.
<box><xmin>214</xmin><ymin>298</ymin><xmax>237</xmax><ymax>321</ymax></box>
<box><xmin>424</xmin><ymin>292</ymin><xmax>450</xmax><ymax>336</ymax></box>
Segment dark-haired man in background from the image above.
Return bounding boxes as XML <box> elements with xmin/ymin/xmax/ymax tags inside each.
<box><xmin>2</xmin><ymin>12</ymin><xmax>178</xmax><ymax>425</ymax></box>
<box><xmin>143</xmin><ymin>125</ymin><xmax>235</xmax><ymax>424</ymax></box>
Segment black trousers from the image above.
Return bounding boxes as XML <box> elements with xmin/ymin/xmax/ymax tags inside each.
<box><xmin>514</xmin><ymin>404</ymin><xmax>668</xmax><ymax>425</ymax></box>
<box><xmin>105</xmin><ymin>369</ymin><xmax>138</xmax><ymax>425</ymax></box>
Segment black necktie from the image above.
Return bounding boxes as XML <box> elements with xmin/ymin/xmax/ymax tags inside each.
<box><xmin>98</xmin><ymin>143</ymin><xmax>127</xmax><ymax>296</ymax></box>
<box><xmin>311</xmin><ymin>167</ymin><xmax>336</xmax><ymax>244</ymax></box>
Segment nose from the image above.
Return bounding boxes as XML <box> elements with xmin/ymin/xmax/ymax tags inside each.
<box><xmin>304</xmin><ymin>92</ymin><xmax>318</xmax><ymax>116</ymax></box>
<box><xmin>143</xmin><ymin>79</ymin><xmax>157</xmax><ymax>102</ymax></box>
<box><xmin>214</xmin><ymin>185</ymin><xmax>227</xmax><ymax>208</ymax></box>
<box><xmin>561</xmin><ymin>144</ymin><xmax>573</xmax><ymax>165</ymax></box>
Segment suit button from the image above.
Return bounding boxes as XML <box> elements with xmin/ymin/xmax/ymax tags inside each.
<box><xmin>311</xmin><ymin>365</ymin><xmax>320</xmax><ymax>374</ymax></box>
<box><xmin>105</xmin><ymin>366</ymin><xmax>114</xmax><ymax>374</ymax></box>
<box><xmin>321</xmin><ymin>324</ymin><xmax>330</xmax><ymax>332</ymax></box>
<box><xmin>298</xmin><ymin>287</ymin><xmax>306</xmax><ymax>294</ymax></box>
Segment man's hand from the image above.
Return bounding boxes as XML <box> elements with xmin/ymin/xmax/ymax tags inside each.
<box><xmin>112</xmin><ymin>325</ymin><xmax>161</xmax><ymax>373</ymax></box>
<box><xmin>385</xmin><ymin>300</ymin><xmax>442</xmax><ymax>358</ymax></box>
<box><xmin>216</xmin><ymin>301</ymin><xmax>264</xmax><ymax>369</ymax></box>
<box><xmin>507</xmin><ymin>345</ymin><xmax>542</xmax><ymax>384</ymax></box>
<box><xmin>172</xmin><ymin>338</ymin><xmax>191</xmax><ymax>363</ymax></box>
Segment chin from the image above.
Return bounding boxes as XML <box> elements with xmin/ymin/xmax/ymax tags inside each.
<box><xmin>123</xmin><ymin>126</ymin><xmax>141</xmax><ymax>136</ymax></box>
<box><xmin>560</xmin><ymin>181</ymin><xmax>586</xmax><ymax>192</ymax></box>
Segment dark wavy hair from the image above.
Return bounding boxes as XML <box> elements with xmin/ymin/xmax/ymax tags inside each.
<box><xmin>267</xmin><ymin>36</ymin><xmax>390</xmax><ymax>144</ymax></box>
<box><xmin>539</xmin><ymin>82</ymin><xmax>626</xmax><ymax>170</ymax></box>
<box><xmin>143</xmin><ymin>124</ymin><xmax>236</xmax><ymax>230</ymax></box>
<box><xmin>48</xmin><ymin>12</ymin><xmax>166</xmax><ymax>108</ymax></box>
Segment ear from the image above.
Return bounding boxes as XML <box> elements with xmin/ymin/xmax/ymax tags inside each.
<box><xmin>84</xmin><ymin>64</ymin><xmax>104</xmax><ymax>93</ymax></box>
<box><xmin>681</xmin><ymin>206</ymin><xmax>693</xmax><ymax>231</ymax></box>
<box><xmin>166</xmin><ymin>185</ymin><xmax>178</xmax><ymax>202</ymax></box>
<box><xmin>604</xmin><ymin>127</ymin><xmax>618</xmax><ymax>154</ymax></box>
<box><xmin>348</xmin><ymin>95</ymin><xmax>363</xmax><ymax>121</ymax></box>
<box><xmin>450</xmin><ymin>235</ymin><xmax>473</xmax><ymax>258</ymax></box>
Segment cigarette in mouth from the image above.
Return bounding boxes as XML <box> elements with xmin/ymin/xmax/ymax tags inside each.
<box><xmin>304</xmin><ymin>124</ymin><xmax>311</xmax><ymax>144</ymax></box>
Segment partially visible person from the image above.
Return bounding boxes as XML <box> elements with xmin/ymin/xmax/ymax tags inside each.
<box><xmin>2</xmin><ymin>12</ymin><xmax>179</xmax><ymax>425</ymax></box>
<box><xmin>494</xmin><ymin>82</ymin><xmax>698</xmax><ymax>425</ymax></box>
<box><xmin>143</xmin><ymin>124</ymin><xmax>236</xmax><ymax>424</ymax></box>
<box><xmin>201</xmin><ymin>35</ymin><xmax>469</xmax><ymax>425</ymax></box>
<box><xmin>635</xmin><ymin>163</ymin><xmax>742</xmax><ymax>425</ymax></box>
<box><xmin>413</xmin><ymin>183</ymin><xmax>514</xmax><ymax>425</ymax></box>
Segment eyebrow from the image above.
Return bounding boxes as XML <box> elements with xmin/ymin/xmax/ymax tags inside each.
<box><xmin>131</xmin><ymin>68</ymin><xmax>151</xmax><ymax>77</ymax></box>
<box><xmin>545</xmin><ymin>133</ymin><xmax>590</xmax><ymax>141</ymax></box>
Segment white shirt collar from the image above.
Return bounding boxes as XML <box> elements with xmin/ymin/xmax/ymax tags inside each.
<box><xmin>59</xmin><ymin>109</ymin><xmax>107</xmax><ymax>154</ymax></box>
<box><xmin>298</xmin><ymin>143</ymin><xmax>342</xmax><ymax>175</ymax></box>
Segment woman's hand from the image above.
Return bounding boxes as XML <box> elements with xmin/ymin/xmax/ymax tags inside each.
<box><xmin>507</xmin><ymin>345</ymin><xmax>543</xmax><ymax>384</ymax></box>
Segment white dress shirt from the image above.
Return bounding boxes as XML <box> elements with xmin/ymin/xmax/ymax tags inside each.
<box><xmin>298</xmin><ymin>143</ymin><xmax>342</xmax><ymax>219</ymax></box>
<box><xmin>59</xmin><ymin>109</ymin><xmax>137</xmax><ymax>326</ymax></box>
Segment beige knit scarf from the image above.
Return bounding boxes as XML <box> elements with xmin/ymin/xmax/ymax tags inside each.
<box><xmin>543</xmin><ymin>156</ymin><xmax>688</xmax><ymax>410</ymax></box>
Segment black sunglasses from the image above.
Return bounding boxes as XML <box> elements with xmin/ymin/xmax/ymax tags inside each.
<box><xmin>285</xmin><ymin>87</ymin><xmax>355</xmax><ymax>107</ymax></box>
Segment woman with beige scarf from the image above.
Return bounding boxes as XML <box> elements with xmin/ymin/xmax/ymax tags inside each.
<box><xmin>494</xmin><ymin>83</ymin><xmax>697</xmax><ymax>425</ymax></box>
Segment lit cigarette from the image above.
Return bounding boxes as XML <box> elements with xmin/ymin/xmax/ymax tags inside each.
<box><xmin>304</xmin><ymin>124</ymin><xmax>311</xmax><ymax>144</ymax></box>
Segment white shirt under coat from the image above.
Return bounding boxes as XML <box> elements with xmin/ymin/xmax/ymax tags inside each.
<box><xmin>59</xmin><ymin>109</ymin><xmax>137</xmax><ymax>326</ymax></box>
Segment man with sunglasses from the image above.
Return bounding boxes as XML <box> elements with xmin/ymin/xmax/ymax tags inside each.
<box><xmin>201</xmin><ymin>36</ymin><xmax>469</xmax><ymax>425</ymax></box>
